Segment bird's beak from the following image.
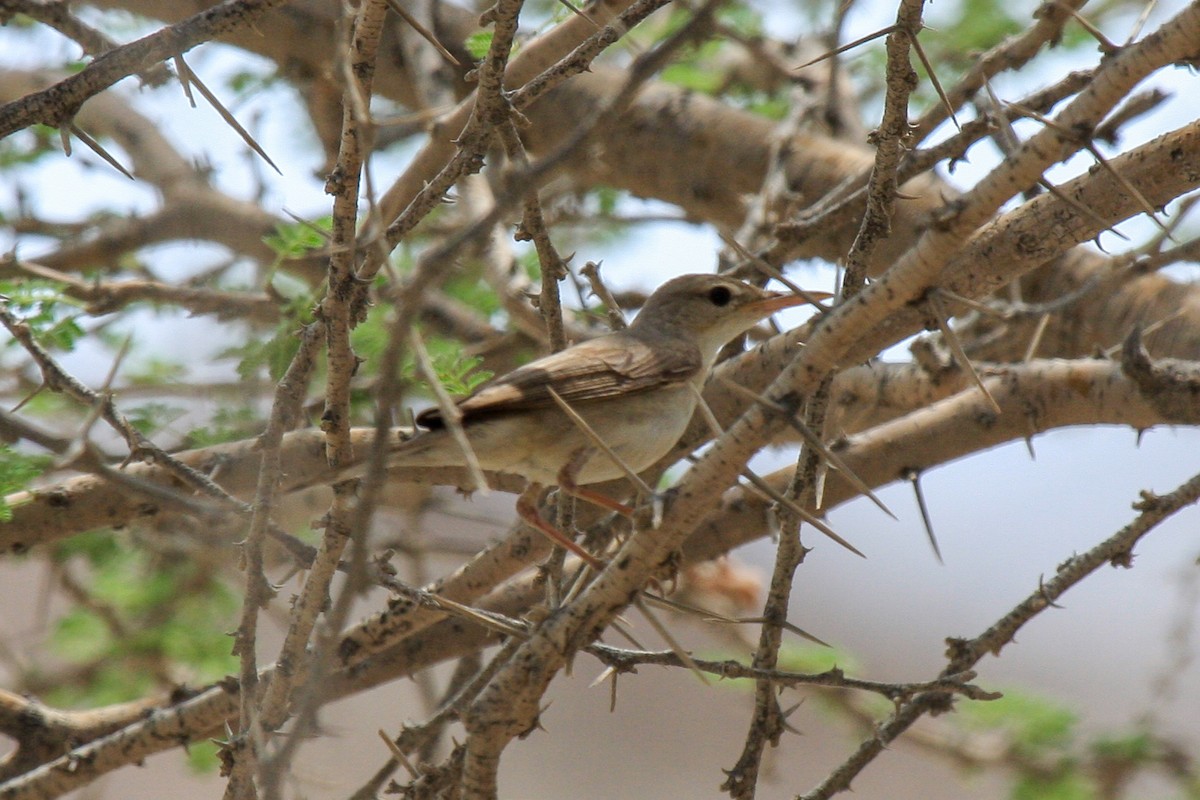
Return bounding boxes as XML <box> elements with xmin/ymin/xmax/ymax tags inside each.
<box><xmin>751</xmin><ymin>289</ymin><xmax>833</xmax><ymax>314</ymax></box>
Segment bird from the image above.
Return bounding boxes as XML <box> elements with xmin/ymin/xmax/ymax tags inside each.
<box><xmin>386</xmin><ymin>273</ymin><xmax>819</xmax><ymax>567</ymax></box>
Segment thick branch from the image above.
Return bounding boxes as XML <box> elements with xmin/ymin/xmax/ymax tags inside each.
<box><xmin>0</xmin><ymin>0</ymin><xmax>292</xmax><ymax>138</ymax></box>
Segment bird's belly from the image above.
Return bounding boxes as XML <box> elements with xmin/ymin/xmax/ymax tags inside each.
<box><xmin>469</xmin><ymin>386</ymin><xmax>696</xmax><ymax>485</ymax></box>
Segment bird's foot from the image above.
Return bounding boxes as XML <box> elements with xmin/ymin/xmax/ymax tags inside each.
<box><xmin>516</xmin><ymin>484</ymin><xmax>607</xmax><ymax>571</ymax></box>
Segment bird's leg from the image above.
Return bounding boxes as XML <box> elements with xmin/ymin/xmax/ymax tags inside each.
<box><xmin>556</xmin><ymin>448</ymin><xmax>637</xmax><ymax>518</ymax></box>
<box><xmin>515</xmin><ymin>483</ymin><xmax>606</xmax><ymax>570</ymax></box>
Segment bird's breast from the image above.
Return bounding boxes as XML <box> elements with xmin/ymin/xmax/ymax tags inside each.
<box><xmin>467</xmin><ymin>384</ymin><xmax>698</xmax><ymax>485</ymax></box>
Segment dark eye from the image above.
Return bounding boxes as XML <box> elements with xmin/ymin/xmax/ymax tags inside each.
<box><xmin>708</xmin><ymin>285</ymin><xmax>732</xmax><ymax>306</ymax></box>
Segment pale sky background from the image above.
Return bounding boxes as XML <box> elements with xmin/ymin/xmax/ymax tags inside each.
<box><xmin>1</xmin><ymin>0</ymin><xmax>1198</xmax><ymax>797</ymax></box>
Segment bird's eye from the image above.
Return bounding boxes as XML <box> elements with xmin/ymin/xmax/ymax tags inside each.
<box><xmin>708</xmin><ymin>285</ymin><xmax>733</xmax><ymax>306</ymax></box>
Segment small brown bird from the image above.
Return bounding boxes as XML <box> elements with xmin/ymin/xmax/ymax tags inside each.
<box><xmin>390</xmin><ymin>273</ymin><xmax>816</xmax><ymax>566</ymax></box>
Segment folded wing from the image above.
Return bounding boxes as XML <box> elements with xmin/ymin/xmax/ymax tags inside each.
<box><xmin>416</xmin><ymin>333</ymin><xmax>702</xmax><ymax>429</ymax></box>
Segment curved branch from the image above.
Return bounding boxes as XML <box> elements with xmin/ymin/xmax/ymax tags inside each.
<box><xmin>685</xmin><ymin>355</ymin><xmax>1200</xmax><ymax>561</ymax></box>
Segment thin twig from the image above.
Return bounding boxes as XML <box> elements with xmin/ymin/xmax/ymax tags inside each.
<box><xmin>685</xmin><ymin>382</ymin><xmax>865</xmax><ymax>557</ymax></box>
<box><xmin>1008</xmin><ymin>101</ymin><xmax>1172</xmax><ymax>238</ymax></box>
<box><xmin>580</xmin><ymin>261</ymin><xmax>628</xmax><ymax>331</ymax></box>
<box><xmin>590</xmin><ymin>645</ymin><xmax>995</xmax><ymax>701</ymax></box>
<box><xmin>0</xmin><ymin>0</ymin><xmax>294</xmax><ymax>139</ymax></box>
<box><xmin>799</xmin><ymin>464</ymin><xmax>1200</xmax><ymax>799</ymax></box>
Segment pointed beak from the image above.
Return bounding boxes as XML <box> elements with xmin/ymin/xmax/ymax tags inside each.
<box><xmin>751</xmin><ymin>289</ymin><xmax>833</xmax><ymax>315</ymax></box>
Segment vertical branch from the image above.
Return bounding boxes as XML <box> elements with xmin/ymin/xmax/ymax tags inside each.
<box><xmin>840</xmin><ymin>0</ymin><xmax>925</xmax><ymax>298</ymax></box>
<box><xmin>728</xmin><ymin>4</ymin><xmax>923</xmax><ymax>789</ymax></box>
<box><xmin>224</xmin><ymin>324</ymin><xmax>323</xmax><ymax>800</ymax></box>
<box><xmin>235</xmin><ymin>2</ymin><xmax>389</xmax><ymax>798</ymax></box>
<box><xmin>339</xmin><ymin>0</ymin><xmax>534</xmax><ymax>624</ymax></box>
<box><xmin>528</xmin><ymin>190</ymin><xmax>569</xmax><ymax>354</ymax></box>
<box><xmin>722</xmin><ymin>377</ymin><xmax>833</xmax><ymax>799</ymax></box>
<box><xmin>369</xmin><ymin>0</ymin><xmax>530</xmax><ymax>273</ymax></box>
<box><xmin>497</xmin><ymin>117</ymin><xmax>574</xmax><ymax>591</ymax></box>
<box><xmin>723</xmin><ymin>92</ymin><xmax>813</xmax><ymax>283</ymax></box>
<box><xmin>354</xmin><ymin>0</ymin><xmax>530</xmax><ymax>494</ymax></box>
<box><xmin>321</xmin><ymin>0</ymin><xmax>389</xmax><ymax>468</ymax></box>
<box><xmin>498</xmin><ymin>121</ymin><xmax>569</xmax><ymax>352</ymax></box>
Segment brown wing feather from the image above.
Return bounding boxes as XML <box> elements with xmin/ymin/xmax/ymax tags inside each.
<box><xmin>417</xmin><ymin>331</ymin><xmax>701</xmax><ymax>429</ymax></box>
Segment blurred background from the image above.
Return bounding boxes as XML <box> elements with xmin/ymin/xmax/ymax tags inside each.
<box><xmin>2</xmin><ymin>0</ymin><xmax>1198</xmax><ymax>796</ymax></box>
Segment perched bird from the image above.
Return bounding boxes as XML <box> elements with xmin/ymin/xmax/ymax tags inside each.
<box><xmin>389</xmin><ymin>273</ymin><xmax>817</xmax><ymax>567</ymax></box>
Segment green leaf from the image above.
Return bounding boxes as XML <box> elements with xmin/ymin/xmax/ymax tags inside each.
<box><xmin>715</xmin><ymin>1</ymin><xmax>763</xmax><ymax>37</ymax></box>
<box><xmin>0</xmin><ymin>124</ymin><xmax>59</xmax><ymax>168</ymax></box>
<box><xmin>516</xmin><ymin>248</ymin><xmax>542</xmax><ymax>281</ymax></box>
<box><xmin>0</xmin><ymin>445</ymin><xmax>52</xmax><ymax>521</ymax></box>
<box><xmin>746</xmin><ymin>95</ymin><xmax>789</xmax><ymax>121</ymax></box>
<box><xmin>404</xmin><ymin>335</ymin><xmax>493</xmax><ymax>397</ymax></box>
<box><xmin>426</xmin><ymin>347</ymin><xmax>492</xmax><ymax>396</ymax></box>
<box><xmin>940</xmin><ymin>0</ymin><xmax>1024</xmax><ymax>54</ymax></box>
<box><xmin>961</xmin><ymin>689</ymin><xmax>1078</xmax><ymax>750</ymax></box>
<box><xmin>348</xmin><ymin>305</ymin><xmax>391</xmax><ymax>366</ymax></box>
<box><xmin>1090</xmin><ymin>731</ymin><xmax>1153</xmax><ymax>764</ymax></box>
<box><xmin>0</xmin><ymin>279</ymin><xmax>86</xmax><ymax>351</ymax></box>
<box><xmin>126</xmin><ymin>402</ymin><xmax>186</xmax><ymax>436</ymax></box>
<box><xmin>776</xmin><ymin>641</ymin><xmax>859</xmax><ymax>675</ymax></box>
<box><xmin>51</xmin><ymin>609</ymin><xmax>112</xmax><ymax>662</ymax></box>
<box><xmin>52</xmin><ymin>528</ymin><xmax>122</xmax><ymax>566</ymax></box>
<box><xmin>125</xmin><ymin>356</ymin><xmax>187</xmax><ymax>385</ymax></box>
<box><xmin>226</xmin><ymin>68</ymin><xmax>279</xmax><ymax>95</ymax></box>
<box><xmin>443</xmin><ymin>275</ymin><xmax>501</xmax><ymax>317</ymax></box>
<box><xmin>269</xmin><ymin>269</ymin><xmax>313</xmax><ymax>304</ymax></box>
<box><xmin>48</xmin><ymin>534</ymin><xmax>239</xmax><ymax>705</ymax></box>
<box><xmin>185</xmin><ymin>406</ymin><xmax>264</xmax><ymax>448</ymax></box>
<box><xmin>696</xmin><ymin>642</ymin><xmax>860</xmax><ymax>692</ymax></box>
<box><xmin>661</xmin><ymin>61</ymin><xmax>725</xmax><ymax>94</ymax></box>
<box><xmin>220</xmin><ymin>323</ymin><xmax>304</xmax><ymax>381</ymax></box>
<box><xmin>46</xmin><ymin>661</ymin><xmax>156</xmax><ymax>707</ymax></box>
<box><xmin>186</xmin><ymin>740</ymin><xmax>222</xmax><ymax>774</ymax></box>
<box><xmin>1011</xmin><ymin>772</ymin><xmax>1090</xmax><ymax>800</ymax></box>
<box><xmin>465</xmin><ymin>31</ymin><xmax>493</xmax><ymax>60</ymax></box>
<box><xmin>595</xmin><ymin>186</ymin><xmax>623</xmax><ymax>216</ymax></box>
<box><xmin>262</xmin><ymin>217</ymin><xmax>332</xmax><ymax>264</ymax></box>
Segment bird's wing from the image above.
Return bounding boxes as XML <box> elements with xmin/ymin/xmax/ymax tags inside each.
<box><xmin>416</xmin><ymin>332</ymin><xmax>702</xmax><ymax>428</ymax></box>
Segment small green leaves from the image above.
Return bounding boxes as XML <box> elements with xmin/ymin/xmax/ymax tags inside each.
<box><xmin>962</xmin><ymin>690</ymin><xmax>1078</xmax><ymax>751</ymax></box>
<box><xmin>263</xmin><ymin>216</ymin><xmax>332</xmax><ymax>265</ymax></box>
<box><xmin>221</xmin><ymin>323</ymin><xmax>305</xmax><ymax>382</ymax></box>
<box><xmin>0</xmin><ymin>444</ymin><xmax>52</xmax><ymax>521</ymax></box>
<box><xmin>465</xmin><ymin>31</ymin><xmax>494</xmax><ymax>60</ymax></box>
<box><xmin>776</xmin><ymin>641</ymin><xmax>858</xmax><ymax>675</ymax></box>
<box><xmin>0</xmin><ymin>123</ymin><xmax>59</xmax><ymax>168</ymax></box>
<box><xmin>47</xmin><ymin>530</ymin><xmax>239</xmax><ymax>706</ymax></box>
<box><xmin>421</xmin><ymin>345</ymin><xmax>492</xmax><ymax>396</ymax></box>
<box><xmin>186</xmin><ymin>406</ymin><xmax>264</xmax><ymax>448</ymax></box>
<box><xmin>0</xmin><ymin>279</ymin><xmax>85</xmax><ymax>351</ymax></box>
<box><xmin>1010</xmin><ymin>772</ymin><xmax>1091</xmax><ymax>800</ymax></box>
<box><xmin>662</xmin><ymin>48</ymin><xmax>726</xmax><ymax>94</ymax></box>
<box><xmin>126</xmin><ymin>401</ymin><xmax>186</xmax><ymax>436</ymax></box>
<box><xmin>445</xmin><ymin>274</ymin><xmax>502</xmax><ymax>317</ymax></box>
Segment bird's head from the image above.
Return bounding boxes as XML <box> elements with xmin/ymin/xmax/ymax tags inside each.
<box><xmin>631</xmin><ymin>273</ymin><xmax>825</xmax><ymax>364</ymax></box>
